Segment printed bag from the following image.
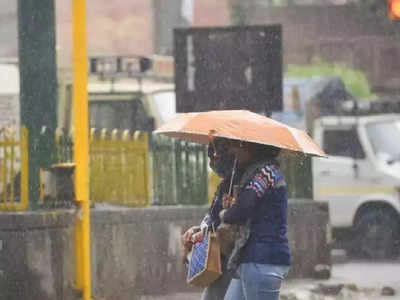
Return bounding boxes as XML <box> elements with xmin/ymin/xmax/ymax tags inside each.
<box><xmin>187</xmin><ymin>230</ymin><xmax>222</xmax><ymax>287</ymax></box>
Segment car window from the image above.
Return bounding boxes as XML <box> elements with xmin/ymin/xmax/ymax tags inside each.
<box><xmin>90</xmin><ymin>101</ymin><xmax>133</xmax><ymax>130</ymax></box>
<box><xmin>323</xmin><ymin>129</ymin><xmax>365</xmax><ymax>159</ymax></box>
<box><xmin>365</xmin><ymin>120</ymin><xmax>400</xmax><ymax>160</ymax></box>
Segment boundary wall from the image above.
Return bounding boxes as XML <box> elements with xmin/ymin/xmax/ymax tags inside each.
<box><xmin>0</xmin><ymin>200</ymin><xmax>330</xmax><ymax>300</ymax></box>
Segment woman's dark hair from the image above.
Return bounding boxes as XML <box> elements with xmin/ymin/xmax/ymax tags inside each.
<box><xmin>210</xmin><ymin>138</ymin><xmax>281</xmax><ymax>161</ymax></box>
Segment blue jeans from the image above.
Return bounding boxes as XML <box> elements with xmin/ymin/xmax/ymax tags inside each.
<box><xmin>201</xmin><ymin>257</ymin><xmax>232</xmax><ymax>300</ymax></box>
<box><xmin>223</xmin><ymin>263</ymin><xmax>289</xmax><ymax>300</ymax></box>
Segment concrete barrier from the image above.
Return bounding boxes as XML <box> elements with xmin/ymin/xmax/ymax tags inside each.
<box><xmin>0</xmin><ymin>200</ymin><xmax>330</xmax><ymax>299</ymax></box>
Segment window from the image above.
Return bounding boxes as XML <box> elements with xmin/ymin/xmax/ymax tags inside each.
<box><xmin>365</xmin><ymin>120</ymin><xmax>400</xmax><ymax>160</ymax></box>
<box><xmin>90</xmin><ymin>101</ymin><xmax>134</xmax><ymax>130</ymax></box>
<box><xmin>323</xmin><ymin>128</ymin><xmax>365</xmax><ymax>159</ymax></box>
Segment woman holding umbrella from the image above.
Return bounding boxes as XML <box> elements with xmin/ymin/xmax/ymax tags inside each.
<box><xmin>218</xmin><ymin>139</ymin><xmax>290</xmax><ymax>300</ymax></box>
<box><xmin>156</xmin><ymin>110</ymin><xmax>325</xmax><ymax>300</ymax></box>
<box><xmin>183</xmin><ymin>138</ymin><xmax>290</xmax><ymax>300</ymax></box>
<box><xmin>182</xmin><ymin>138</ymin><xmax>238</xmax><ymax>300</ymax></box>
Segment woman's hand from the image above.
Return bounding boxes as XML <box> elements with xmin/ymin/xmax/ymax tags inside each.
<box><xmin>191</xmin><ymin>230</ymin><xmax>205</xmax><ymax>244</ymax></box>
<box><xmin>182</xmin><ymin>226</ymin><xmax>200</xmax><ymax>264</ymax></box>
<box><xmin>182</xmin><ymin>226</ymin><xmax>200</xmax><ymax>247</ymax></box>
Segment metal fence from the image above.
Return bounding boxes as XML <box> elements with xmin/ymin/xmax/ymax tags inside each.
<box><xmin>89</xmin><ymin>129</ymin><xmax>150</xmax><ymax>207</ymax></box>
<box><xmin>0</xmin><ymin>128</ymin><xmax>29</xmax><ymax>211</ymax></box>
<box><xmin>56</xmin><ymin>129</ymin><xmax>73</xmax><ymax>163</ymax></box>
<box><xmin>54</xmin><ymin>130</ymin><xmax>210</xmax><ymax>207</ymax></box>
<box><xmin>151</xmin><ymin>135</ymin><xmax>208</xmax><ymax>205</ymax></box>
<box><xmin>1</xmin><ymin>127</ymin><xmax>309</xmax><ymax>210</ymax></box>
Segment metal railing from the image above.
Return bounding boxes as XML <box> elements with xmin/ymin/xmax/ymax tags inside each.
<box><xmin>56</xmin><ymin>129</ymin><xmax>73</xmax><ymax>163</ymax></box>
<box><xmin>89</xmin><ymin>129</ymin><xmax>150</xmax><ymax>207</ymax></box>
<box><xmin>151</xmin><ymin>135</ymin><xmax>208</xmax><ymax>205</ymax></box>
<box><xmin>55</xmin><ymin>129</ymin><xmax>210</xmax><ymax>207</ymax></box>
<box><xmin>0</xmin><ymin>128</ymin><xmax>29</xmax><ymax>211</ymax></box>
<box><xmin>1</xmin><ymin>126</ymin><xmax>309</xmax><ymax>210</ymax></box>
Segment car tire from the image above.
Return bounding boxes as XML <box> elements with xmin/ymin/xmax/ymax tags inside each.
<box><xmin>354</xmin><ymin>208</ymin><xmax>400</xmax><ymax>260</ymax></box>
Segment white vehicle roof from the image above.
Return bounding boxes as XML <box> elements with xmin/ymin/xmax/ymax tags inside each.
<box><xmin>0</xmin><ymin>64</ymin><xmax>19</xmax><ymax>94</ymax></box>
<box><xmin>87</xmin><ymin>77</ymin><xmax>174</xmax><ymax>94</ymax></box>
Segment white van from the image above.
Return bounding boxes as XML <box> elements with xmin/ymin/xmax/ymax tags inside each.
<box><xmin>0</xmin><ymin>63</ymin><xmax>20</xmax><ymax>197</ymax></box>
<box><xmin>57</xmin><ymin>73</ymin><xmax>176</xmax><ymax>133</ymax></box>
<box><xmin>312</xmin><ymin>114</ymin><xmax>400</xmax><ymax>259</ymax></box>
<box><xmin>0</xmin><ymin>63</ymin><xmax>20</xmax><ymax>130</ymax></box>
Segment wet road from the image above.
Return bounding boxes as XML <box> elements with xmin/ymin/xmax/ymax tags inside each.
<box><xmin>330</xmin><ymin>260</ymin><xmax>400</xmax><ymax>289</ymax></box>
<box><xmin>140</xmin><ymin>258</ymin><xmax>400</xmax><ymax>300</ymax></box>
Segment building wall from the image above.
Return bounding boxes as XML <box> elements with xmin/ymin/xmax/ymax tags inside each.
<box><xmin>152</xmin><ymin>2</ymin><xmax>400</xmax><ymax>93</ymax></box>
<box><xmin>0</xmin><ymin>0</ymin><xmax>18</xmax><ymax>58</ymax></box>
<box><xmin>248</xmin><ymin>5</ymin><xmax>400</xmax><ymax>93</ymax></box>
<box><xmin>194</xmin><ymin>0</ymin><xmax>231</xmax><ymax>27</ymax></box>
<box><xmin>56</xmin><ymin>0</ymin><xmax>154</xmax><ymax>68</ymax></box>
<box><xmin>3</xmin><ymin>1</ymin><xmax>397</xmax><ymax>92</ymax></box>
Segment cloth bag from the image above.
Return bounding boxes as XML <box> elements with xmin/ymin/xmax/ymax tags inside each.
<box><xmin>187</xmin><ymin>230</ymin><xmax>222</xmax><ymax>287</ymax></box>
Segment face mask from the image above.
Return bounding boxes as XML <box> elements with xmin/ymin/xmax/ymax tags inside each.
<box><xmin>208</xmin><ymin>141</ymin><xmax>236</xmax><ymax>178</ymax></box>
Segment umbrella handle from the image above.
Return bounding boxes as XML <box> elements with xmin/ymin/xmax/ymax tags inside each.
<box><xmin>228</xmin><ymin>157</ymin><xmax>238</xmax><ymax>196</ymax></box>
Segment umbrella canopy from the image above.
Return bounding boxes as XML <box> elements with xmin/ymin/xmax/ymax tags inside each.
<box><xmin>155</xmin><ymin>110</ymin><xmax>326</xmax><ymax>157</ymax></box>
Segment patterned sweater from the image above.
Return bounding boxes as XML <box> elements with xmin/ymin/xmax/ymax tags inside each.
<box><xmin>221</xmin><ymin>160</ymin><xmax>290</xmax><ymax>270</ymax></box>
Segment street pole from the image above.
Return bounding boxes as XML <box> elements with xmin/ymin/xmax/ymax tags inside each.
<box><xmin>17</xmin><ymin>0</ymin><xmax>58</xmax><ymax>208</ymax></box>
<box><xmin>72</xmin><ymin>1</ymin><xmax>91</xmax><ymax>299</ymax></box>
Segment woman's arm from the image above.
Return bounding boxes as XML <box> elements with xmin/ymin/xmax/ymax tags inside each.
<box><xmin>220</xmin><ymin>165</ymin><xmax>277</xmax><ymax>224</ymax></box>
<box><xmin>220</xmin><ymin>189</ymin><xmax>258</xmax><ymax>224</ymax></box>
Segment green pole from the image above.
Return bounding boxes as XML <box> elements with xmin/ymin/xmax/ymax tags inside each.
<box><xmin>18</xmin><ymin>0</ymin><xmax>58</xmax><ymax>209</ymax></box>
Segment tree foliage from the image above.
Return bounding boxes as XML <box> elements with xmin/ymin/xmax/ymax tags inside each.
<box><xmin>286</xmin><ymin>59</ymin><xmax>375</xmax><ymax>99</ymax></box>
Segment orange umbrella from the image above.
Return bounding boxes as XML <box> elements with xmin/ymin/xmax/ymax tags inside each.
<box><xmin>155</xmin><ymin>110</ymin><xmax>326</xmax><ymax>157</ymax></box>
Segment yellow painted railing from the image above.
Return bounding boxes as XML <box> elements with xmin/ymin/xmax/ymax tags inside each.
<box><xmin>89</xmin><ymin>129</ymin><xmax>150</xmax><ymax>207</ymax></box>
<box><xmin>0</xmin><ymin>128</ymin><xmax>29</xmax><ymax>211</ymax></box>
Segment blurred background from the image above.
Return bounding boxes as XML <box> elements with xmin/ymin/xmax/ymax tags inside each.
<box><xmin>0</xmin><ymin>1</ymin><xmax>400</xmax><ymax>299</ymax></box>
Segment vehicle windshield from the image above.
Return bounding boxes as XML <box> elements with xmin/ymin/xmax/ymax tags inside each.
<box><xmin>90</xmin><ymin>101</ymin><xmax>134</xmax><ymax>130</ymax></box>
<box><xmin>365</xmin><ymin>119</ymin><xmax>400</xmax><ymax>162</ymax></box>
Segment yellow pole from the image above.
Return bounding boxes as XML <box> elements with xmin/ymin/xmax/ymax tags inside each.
<box><xmin>72</xmin><ymin>0</ymin><xmax>91</xmax><ymax>300</ymax></box>
<box><xmin>21</xmin><ymin>127</ymin><xmax>29</xmax><ymax>210</ymax></box>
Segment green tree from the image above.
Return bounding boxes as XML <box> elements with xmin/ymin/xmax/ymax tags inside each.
<box><xmin>286</xmin><ymin>59</ymin><xmax>375</xmax><ymax>99</ymax></box>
